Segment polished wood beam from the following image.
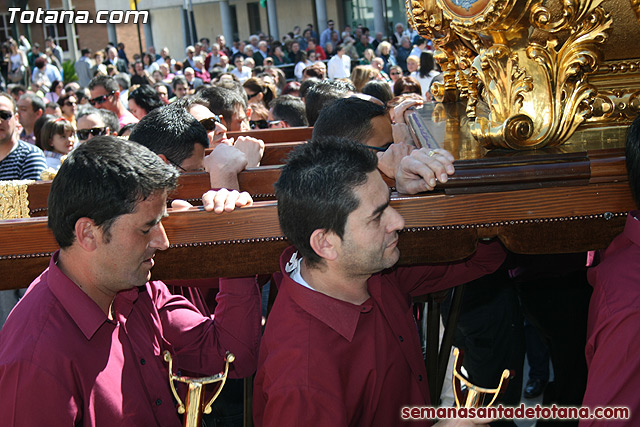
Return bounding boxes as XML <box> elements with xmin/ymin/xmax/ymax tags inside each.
<box><xmin>1</xmin><ymin>179</ymin><xmax>633</xmax><ymax>290</ymax></box>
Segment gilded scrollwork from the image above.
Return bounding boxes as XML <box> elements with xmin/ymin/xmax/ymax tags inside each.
<box><xmin>407</xmin><ymin>0</ymin><xmax>614</xmax><ymax>149</ymax></box>
<box><xmin>0</xmin><ymin>180</ymin><xmax>33</xmax><ymax>219</ymax></box>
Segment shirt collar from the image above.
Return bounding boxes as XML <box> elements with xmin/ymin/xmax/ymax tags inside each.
<box><xmin>279</xmin><ymin>246</ymin><xmax>371</xmax><ymax>342</ymax></box>
<box><xmin>47</xmin><ymin>251</ymin><xmax>140</xmax><ymax>339</ymax></box>
<box><xmin>625</xmin><ymin>210</ymin><xmax>640</xmax><ymax>246</ymax></box>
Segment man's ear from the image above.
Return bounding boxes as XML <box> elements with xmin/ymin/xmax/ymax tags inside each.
<box><xmin>74</xmin><ymin>217</ymin><xmax>100</xmax><ymax>251</ymax></box>
<box><xmin>157</xmin><ymin>154</ymin><xmax>170</xmax><ymax>165</ymax></box>
<box><xmin>309</xmin><ymin>229</ymin><xmax>339</xmax><ymax>262</ymax></box>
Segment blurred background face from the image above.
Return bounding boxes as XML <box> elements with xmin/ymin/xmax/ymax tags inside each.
<box><xmin>61</xmin><ymin>96</ymin><xmax>77</xmax><ymax>117</ymax></box>
<box><xmin>128</xmin><ymin>98</ymin><xmax>147</xmax><ymax>120</ymax></box>
<box><xmin>76</xmin><ymin>114</ymin><xmax>107</xmax><ymax>142</ymax></box>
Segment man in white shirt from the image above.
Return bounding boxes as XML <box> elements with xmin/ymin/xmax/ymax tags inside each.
<box><xmin>230</xmin><ymin>56</ymin><xmax>252</xmax><ymax>83</ymax></box>
<box><xmin>327</xmin><ymin>44</ymin><xmax>350</xmax><ymax>80</ymax></box>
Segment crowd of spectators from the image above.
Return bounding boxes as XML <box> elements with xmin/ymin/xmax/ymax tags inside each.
<box><xmin>0</xmin><ymin>19</ymin><xmax>441</xmax><ymax>180</ymax></box>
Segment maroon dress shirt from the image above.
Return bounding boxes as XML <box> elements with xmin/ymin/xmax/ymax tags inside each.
<box><xmin>254</xmin><ymin>242</ymin><xmax>506</xmax><ymax>426</ymax></box>
<box><xmin>0</xmin><ymin>251</ymin><xmax>261</xmax><ymax>426</ymax></box>
<box><xmin>582</xmin><ymin>212</ymin><xmax>640</xmax><ymax>426</ymax></box>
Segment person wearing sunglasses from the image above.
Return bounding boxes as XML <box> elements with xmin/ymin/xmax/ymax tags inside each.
<box><xmin>267</xmin><ymin>95</ymin><xmax>308</xmax><ymax>128</ymax></box>
<box><xmin>87</xmin><ymin>75</ymin><xmax>138</xmax><ymax>129</ymax></box>
<box><xmin>76</xmin><ymin>107</ymin><xmax>119</xmax><ymax>143</ymax></box>
<box><xmin>129</xmin><ymin>101</ymin><xmax>260</xmax><ymax>196</ymax></box>
<box><xmin>183</xmin><ymin>98</ymin><xmax>264</xmax><ymax>169</ymax></box>
<box><xmin>0</xmin><ymin>92</ymin><xmax>47</xmax><ymax>181</ymax></box>
<box><xmin>57</xmin><ymin>92</ymin><xmax>78</xmax><ymax>127</ymax></box>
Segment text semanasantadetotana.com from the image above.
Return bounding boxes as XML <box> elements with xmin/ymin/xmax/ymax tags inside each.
<box><xmin>401</xmin><ymin>404</ymin><xmax>630</xmax><ymax>421</ymax></box>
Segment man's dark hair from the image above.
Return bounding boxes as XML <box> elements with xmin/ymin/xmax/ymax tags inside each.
<box><xmin>269</xmin><ymin>95</ymin><xmax>308</xmax><ymax>127</ymax></box>
<box><xmin>195</xmin><ymin>86</ymin><xmax>246</xmax><ymax>125</ymax></box>
<box><xmin>361</xmin><ymin>80</ymin><xmax>393</xmax><ymax>105</ymax></box>
<box><xmin>8</xmin><ymin>85</ymin><xmax>26</xmax><ymax>99</ymax></box>
<box><xmin>88</xmin><ymin>74</ymin><xmax>119</xmax><ymax>93</ymax></box>
<box><xmin>299</xmin><ymin>78</ymin><xmax>320</xmax><ymax>100</ymax></box>
<box><xmin>128</xmin><ymin>85</ymin><xmax>164</xmax><ymax>115</ymax></box>
<box><xmin>19</xmin><ymin>93</ymin><xmax>46</xmax><ymax>114</ymax></box>
<box><xmin>171</xmin><ymin>75</ymin><xmax>188</xmax><ymax>90</ymax></box>
<box><xmin>304</xmin><ymin>79</ymin><xmax>355</xmax><ymax>125</ymax></box>
<box><xmin>48</xmin><ymin>136</ymin><xmax>179</xmax><ymax>248</ymax></box>
<box><xmin>275</xmin><ymin>137</ymin><xmax>378</xmax><ymax>267</ymax></box>
<box><xmin>626</xmin><ymin>115</ymin><xmax>640</xmax><ymax>206</ymax></box>
<box><xmin>312</xmin><ymin>97</ymin><xmax>385</xmax><ymax>143</ymax></box>
<box><xmin>129</xmin><ymin>104</ymin><xmax>208</xmax><ymax>166</ymax></box>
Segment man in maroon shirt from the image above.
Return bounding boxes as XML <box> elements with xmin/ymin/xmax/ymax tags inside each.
<box><xmin>254</xmin><ymin>137</ymin><xmax>501</xmax><ymax>426</ymax></box>
<box><xmin>0</xmin><ymin>136</ymin><xmax>261</xmax><ymax>426</ymax></box>
<box><xmin>581</xmin><ymin>116</ymin><xmax>640</xmax><ymax>426</ymax></box>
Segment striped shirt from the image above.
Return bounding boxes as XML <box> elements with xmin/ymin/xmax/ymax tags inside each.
<box><xmin>0</xmin><ymin>140</ymin><xmax>48</xmax><ymax>181</ymax></box>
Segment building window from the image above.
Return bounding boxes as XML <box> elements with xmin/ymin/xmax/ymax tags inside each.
<box><xmin>0</xmin><ymin>14</ymin><xmax>14</xmax><ymax>40</ymax></box>
<box><xmin>42</xmin><ymin>11</ymin><xmax>79</xmax><ymax>55</ymax></box>
<box><xmin>247</xmin><ymin>2</ymin><xmax>261</xmax><ymax>36</ymax></box>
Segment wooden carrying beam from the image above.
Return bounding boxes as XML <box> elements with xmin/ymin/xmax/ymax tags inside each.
<box><xmin>226</xmin><ymin>127</ymin><xmax>312</xmax><ymax>143</ymax></box>
<box><xmin>0</xmin><ymin>176</ymin><xmax>634</xmax><ymax>290</ymax></box>
<box><xmin>21</xmin><ymin>147</ymin><xmax>612</xmax><ymax>217</ymax></box>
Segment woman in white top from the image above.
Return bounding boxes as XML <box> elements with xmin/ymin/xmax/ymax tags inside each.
<box><xmin>45</xmin><ymin>80</ymin><xmax>64</xmax><ymax>103</ymax></box>
<box><xmin>7</xmin><ymin>39</ymin><xmax>28</xmax><ymax>84</ymax></box>
<box><xmin>294</xmin><ymin>50</ymin><xmax>312</xmax><ymax>81</ymax></box>
<box><xmin>411</xmin><ymin>51</ymin><xmax>440</xmax><ymax>100</ymax></box>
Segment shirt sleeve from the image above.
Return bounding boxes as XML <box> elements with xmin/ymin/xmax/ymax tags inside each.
<box><xmin>0</xmin><ymin>359</ymin><xmax>80</xmax><ymax>425</ymax></box>
<box><xmin>392</xmin><ymin>240</ymin><xmax>507</xmax><ymax>298</ymax></box>
<box><xmin>155</xmin><ymin>277</ymin><xmax>262</xmax><ymax>379</ymax></box>
<box><xmin>580</xmin><ymin>309</ymin><xmax>640</xmax><ymax>426</ymax></box>
<box><xmin>20</xmin><ymin>147</ymin><xmax>48</xmax><ymax>180</ymax></box>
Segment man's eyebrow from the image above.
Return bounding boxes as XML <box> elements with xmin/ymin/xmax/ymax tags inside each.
<box><xmin>145</xmin><ymin>211</ymin><xmax>168</xmax><ymax>227</ymax></box>
<box><xmin>370</xmin><ymin>199</ymin><xmax>390</xmax><ymax>219</ymax></box>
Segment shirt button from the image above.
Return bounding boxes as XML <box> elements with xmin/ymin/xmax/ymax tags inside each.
<box><xmin>140</xmin><ymin>358</ymin><xmax>146</xmax><ymax>365</ymax></box>
<box><xmin>399</xmin><ymin>335</ymin><xmax>404</xmax><ymax>342</ymax></box>
<box><xmin>418</xmin><ymin>375</ymin><xmax>423</xmax><ymax>381</ymax></box>
<box><xmin>155</xmin><ymin>399</ymin><xmax>162</xmax><ymax>406</ymax></box>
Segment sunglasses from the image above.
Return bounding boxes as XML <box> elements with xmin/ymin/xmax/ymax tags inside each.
<box><xmin>362</xmin><ymin>142</ymin><xmax>393</xmax><ymax>152</ymax></box>
<box><xmin>199</xmin><ymin>115</ymin><xmax>222</xmax><ymax>132</ymax></box>
<box><xmin>390</xmin><ymin>72</ymin><xmax>402</xmax><ymax>76</ymax></box>
<box><xmin>247</xmin><ymin>92</ymin><xmax>260</xmax><ymax>100</ymax></box>
<box><xmin>63</xmin><ymin>101</ymin><xmax>77</xmax><ymax>107</ymax></box>
<box><xmin>89</xmin><ymin>92</ymin><xmax>114</xmax><ymax>106</ymax></box>
<box><xmin>250</xmin><ymin>119</ymin><xmax>268</xmax><ymax>129</ymax></box>
<box><xmin>77</xmin><ymin>127</ymin><xmax>107</xmax><ymax>140</ymax></box>
<box><xmin>0</xmin><ymin>110</ymin><xmax>13</xmax><ymax>121</ymax></box>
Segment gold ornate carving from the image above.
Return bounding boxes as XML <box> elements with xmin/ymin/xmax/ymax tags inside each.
<box><xmin>631</xmin><ymin>0</ymin><xmax>640</xmax><ymax>24</ymax></box>
<box><xmin>0</xmin><ymin>180</ymin><xmax>33</xmax><ymax>219</ymax></box>
<box><xmin>408</xmin><ymin>0</ymin><xmax>614</xmax><ymax>149</ymax></box>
